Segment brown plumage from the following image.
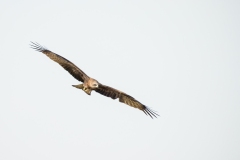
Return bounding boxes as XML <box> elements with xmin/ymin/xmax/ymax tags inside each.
<box><xmin>30</xmin><ymin>42</ymin><xmax>159</xmax><ymax>118</ymax></box>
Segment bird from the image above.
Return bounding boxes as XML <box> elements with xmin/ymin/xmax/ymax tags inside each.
<box><xmin>30</xmin><ymin>42</ymin><xmax>159</xmax><ymax>118</ymax></box>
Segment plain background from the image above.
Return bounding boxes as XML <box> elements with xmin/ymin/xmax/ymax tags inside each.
<box><xmin>1</xmin><ymin>0</ymin><xmax>240</xmax><ymax>160</ymax></box>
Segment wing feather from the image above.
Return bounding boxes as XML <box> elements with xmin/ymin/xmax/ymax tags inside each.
<box><xmin>95</xmin><ymin>84</ymin><xmax>159</xmax><ymax>118</ymax></box>
<box><xmin>30</xmin><ymin>42</ymin><xmax>89</xmax><ymax>82</ymax></box>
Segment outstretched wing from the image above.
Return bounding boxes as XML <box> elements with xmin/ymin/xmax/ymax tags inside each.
<box><xmin>30</xmin><ymin>42</ymin><xmax>89</xmax><ymax>82</ymax></box>
<box><xmin>95</xmin><ymin>84</ymin><xmax>159</xmax><ymax>118</ymax></box>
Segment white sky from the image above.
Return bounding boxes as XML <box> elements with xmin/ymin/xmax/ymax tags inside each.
<box><xmin>1</xmin><ymin>0</ymin><xmax>240</xmax><ymax>160</ymax></box>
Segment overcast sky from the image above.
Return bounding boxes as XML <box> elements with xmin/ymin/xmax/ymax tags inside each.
<box><xmin>1</xmin><ymin>0</ymin><xmax>240</xmax><ymax>160</ymax></box>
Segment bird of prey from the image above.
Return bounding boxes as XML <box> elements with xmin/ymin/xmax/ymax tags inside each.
<box><xmin>30</xmin><ymin>42</ymin><xmax>159</xmax><ymax>118</ymax></box>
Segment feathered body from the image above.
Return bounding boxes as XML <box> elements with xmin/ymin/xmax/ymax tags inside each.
<box><xmin>30</xmin><ymin>42</ymin><xmax>159</xmax><ymax>118</ymax></box>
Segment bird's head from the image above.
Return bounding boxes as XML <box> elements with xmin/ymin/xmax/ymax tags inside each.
<box><xmin>89</xmin><ymin>78</ymin><xmax>99</xmax><ymax>89</ymax></box>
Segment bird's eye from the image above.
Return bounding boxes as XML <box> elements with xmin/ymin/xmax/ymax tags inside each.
<box><xmin>93</xmin><ymin>83</ymin><xmax>98</xmax><ymax>87</ymax></box>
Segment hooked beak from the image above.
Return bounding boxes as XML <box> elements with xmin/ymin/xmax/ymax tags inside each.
<box><xmin>85</xmin><ymin>89</ymin><xmax>91</xmax><ymax>95</ymax></box>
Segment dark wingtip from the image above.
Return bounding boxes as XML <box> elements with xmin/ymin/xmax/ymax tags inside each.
<box><xmin>143</xmin><ymin>107</ymin><xmax>159</xmax><ymax>119</ymax></box>
<box><xmin>30</xmin><ymin>42</ymin><xmax>49</xmax><ymax>52</ymax></box>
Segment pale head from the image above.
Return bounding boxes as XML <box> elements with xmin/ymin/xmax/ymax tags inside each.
<box><xmin>88</xmin><ymin>78</ymin><xmax>99</xmax><ymax>89</ymax></box>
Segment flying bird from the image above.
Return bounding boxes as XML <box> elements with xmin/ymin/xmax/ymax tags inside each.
<box><xmin>30</xmin><ymin>42</ymin><xmax>159</xmax><ymax>118</ymax></box>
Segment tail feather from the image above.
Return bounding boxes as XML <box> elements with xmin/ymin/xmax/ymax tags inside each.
<box><xmin>72</xmin><ymin>84</ymin><xmax>83</xmax><ymax>89</ymax></box>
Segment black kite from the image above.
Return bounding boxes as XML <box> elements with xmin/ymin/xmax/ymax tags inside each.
<box><xmin>30</xmin><ymin>42</ymin><xmax>159</xmax><ymax>118</ymax></box>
